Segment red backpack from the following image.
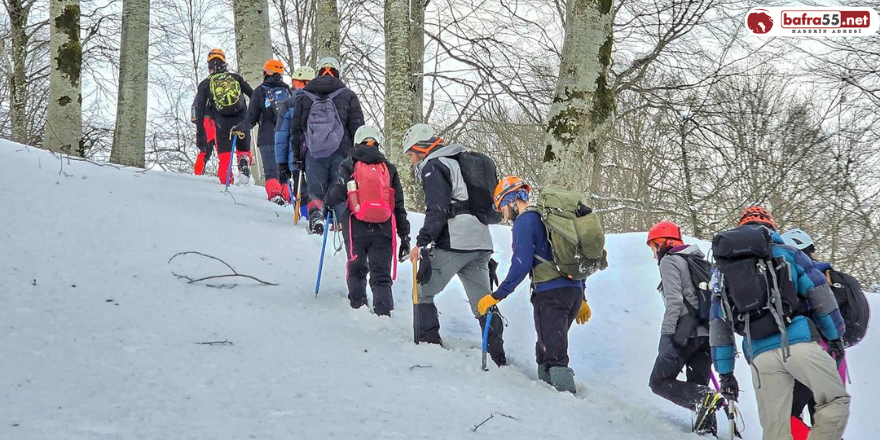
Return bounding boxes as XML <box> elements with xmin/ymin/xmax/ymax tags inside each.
<box><xmin>349</xmin><ymin>162</ymin><xmax>395</xmax><ymax>223</ymax></box>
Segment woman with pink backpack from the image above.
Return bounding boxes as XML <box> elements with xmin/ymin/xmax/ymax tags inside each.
<box><xmin>324</xmin><ymin>125</ymin><xmax>410</xmax><ymax>316</ymax></box>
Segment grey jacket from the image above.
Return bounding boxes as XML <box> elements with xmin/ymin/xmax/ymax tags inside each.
<box><xmin>658</xmin><ymin>245</ymin><xmax>709</xmax><ymax>337</ymax></box>
<box><xmin>414</xmin><ymin>144</ymin><xmax>494</xmax><ymax>252</ymax></box>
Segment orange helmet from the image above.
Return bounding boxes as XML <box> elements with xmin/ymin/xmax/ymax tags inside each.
<box><xmin>493</xmin><ymin>176</ymin><xmax>531</xmax><ymax>210</ymax></box>
<box><xmin>207</xmin><ymin>48</ymin><xmax>226</xmax><ymax>63</ymax></box>
<box><xmin>647</xmin><ymin>221</ymin><xmax>682</xmax><ymax>246</ymax></box>
<box><xmin>739</xmin><ymin>205</ymin><xmax>777</xmax><ymax>230</ymax></box>
<box><xmin>263</xmin><ymin>59</ymin><xmax>284</xmax><ymax>76</ymax></box>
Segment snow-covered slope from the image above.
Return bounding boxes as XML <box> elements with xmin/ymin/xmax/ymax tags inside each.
<box><xmin>0</xmin><ymin>141</ymin><xmax>876</xmax><ymax>439</ymax></box>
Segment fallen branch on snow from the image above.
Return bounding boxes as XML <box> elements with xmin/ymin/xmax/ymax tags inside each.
<box><xmin>196</xmin><ymin>340</ymin><xmax>233</xmax><ymax>346</ymax></box>
<box><xmin>472</xmin><ymin>413</ymin><xmax>517</xmax><ymax>432</ymax></box>
<box><xmin>409</xmin><ymin>365</ymin><xmax>433</xmax><ymax>370</ymax></box>
<box><xmin>168</xmin><ymin>251</ymin><xmax>278</xmax><ymax>288</ymax></box>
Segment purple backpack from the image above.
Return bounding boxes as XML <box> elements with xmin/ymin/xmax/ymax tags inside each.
<box><xmin>303</xmin><ymin>89</ymin><xmax>345</xmax><ymax>158</ymax></box>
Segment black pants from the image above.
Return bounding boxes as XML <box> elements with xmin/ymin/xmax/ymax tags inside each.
<box><xmin>649</xmin><ymin>336</ymin><xmax>713</xmax><ymax>409</ymax></box>
<box><xmin>531</xmin><ymin>286</ymin><xmax>583</xmax><ymax>368</ymax></box>
<box><xmin>342</xmin><ymin>220</ymin><xmax>394</xmax><ymax>315</ymax></box>
<box><xmin>792</xmin><ymin>380</ymin><xmax>817</xmax><ymax>421</ymax></box>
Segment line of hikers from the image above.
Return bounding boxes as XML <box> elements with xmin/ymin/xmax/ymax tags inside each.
<box><xmin>647</xmin><ymin>209</ymin><xmax>869</xmax><ymax>440</ymax></box>
<box><xmin>190</xmin><ymin>49</ymin><xmax>869</xmax><ymax>440</ymax></box>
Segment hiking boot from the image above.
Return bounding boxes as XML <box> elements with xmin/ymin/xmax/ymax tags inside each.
<box><xmin>270</xmin><ymin>195</ymin><xmax>287</xmax><ymax>206</ymax></box>
<box><xmin>537</xmin><ymin>363</ymin><xmax>552</xmax><ymax>385</ymax></box>
<box><xmin>238</xmin><ymin>156</ymin><xmax>251</xmax><ymax>178</ymax></box>
<box><xmin>349</xmin><ymin>295</ymin><xmax>368</xmax><ymax>310</ymax></box>
<box><xmin>548</xmin><ymin>366</ymin><xmax>577</xmax><ymax>394</ymax></box>
<box><xmin>308</xmin><ymin>209</ymin><xmax>325</xmax><ymax>235</ymax></box>
<box><xmin>693</xmin><ymin>392</ymin><xmax>724</xmax><ymax>435</ymax></box>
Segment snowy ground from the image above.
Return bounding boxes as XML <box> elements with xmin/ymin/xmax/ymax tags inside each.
<box><xmin>0</xmin><ymin>140</ymin><xmax>876</xmax><ymax>440</ymax></box>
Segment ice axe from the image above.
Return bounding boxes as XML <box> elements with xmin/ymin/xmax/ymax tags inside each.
<box><xmin>293</xmin><ymin>170</ymin><xmax>304</xmax><ymax>225</ymax></box>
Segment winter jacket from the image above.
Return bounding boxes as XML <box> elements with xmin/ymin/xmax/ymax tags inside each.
<box><xmin>290</xmin><ymin>76</ymin><xmax>364</xmax><ymax>160</ymax></box>
<box><xmin>274</xmin><ymin>88</ymin><xmax>305</xmax><ymax>169</ymax></box>
<box><xmin>492</xmin><ymin>210</ymin><xmax>585</xmax><ymax>300</ymax></box>
<box><xmin>658</xmin><ymin>244</ymin><xmax>709</xmax><ymax>338</ymax></box>
<box><xmin>710</xmin><ymin>230</ymin><xmax>845</xmax><ymax>375</ymax></box>
<box><xmin>413</xmin><ymin>143</ymin><xmax>494</xmax><ymax>252</ymax></box>
<box><xmin>325</xmin><ymin>144</ymin><xmax>410</xmax><ymax>240</ymax></box>
<box><xmin>193</xmin><ymin>71</ymin><xmax>253</xmax><ymax>142</ymax></box>
<box><xmin>239</xmin><ymin>76</ymin><xmax>291</xmax><ymax>146</ymax></box>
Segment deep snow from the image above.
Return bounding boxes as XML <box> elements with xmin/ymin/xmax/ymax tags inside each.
<box><xmin>0</xmin><ymin>140</ymin><xmax>876</xmax><ymax>440</ymax></box>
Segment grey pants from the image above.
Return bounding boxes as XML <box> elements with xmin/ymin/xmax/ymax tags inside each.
<box><xmin>418</xmin><ymin>248</ymin><xmax>491</xmax><ymax>318</ymax></box>
<box><xmin>751</xmin><ymin>342</ymin><xmax>850</xmax><ymax>440</ymax></box>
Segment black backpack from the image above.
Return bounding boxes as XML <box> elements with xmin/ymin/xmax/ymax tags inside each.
<box><xmin>712</xmin><ymin>225</ymin><xmax>803</xmax><ymax>346</ymax></box>
<box><xmin>826</xmin><ymin>269</ymin><xmax>870</xmax><ymax>347</ymax></box>
<box><xmin>263</xmin><ymin>85</ymin><xmax>292</xmax><ymax>122</ymax></box>
<box><xmin>451</xmin><ymin>148</ymin><xmax>502</xmax><ymax>225</ymax></box>
<box><xmin>683</xmin><ymin>254</ymin><xmax>713</xmax><ymax>326</ymax></box>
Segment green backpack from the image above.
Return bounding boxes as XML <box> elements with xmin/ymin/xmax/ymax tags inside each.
<box><xmin>209</xmin><ymin>72</ymin><xmax>244</xmax><ymax>116</ymax></box>
<box><xmin>528</xmin><ymin>188</ymin><xmax>608</xmax><ymax>283</ymax></box>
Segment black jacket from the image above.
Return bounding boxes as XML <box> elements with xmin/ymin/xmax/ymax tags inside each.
<box><xmin>326</xmin><ymin>144</ymin><xmax>410</xmax><ymax>239</ymax></box>
<box><xmin>291</xmin><ymin>76</ymin><xmax>364</xmax><ymax>159</ymax></box>
<box><xmin>194</xmin><ymin>71</ymin><xmax>253</xmax><ymax>139</ymax></box>
<box><xmin>240</xmin><ymin>75</ymin><xmax>291</xmax><ymax>146</ymax></box>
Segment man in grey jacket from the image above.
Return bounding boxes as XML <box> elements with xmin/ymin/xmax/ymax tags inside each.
<box><xmin>403</xmin><ymin>123</ymin><xmax>506</xmax><ymax>366</ymax></box>
<box><xmin>646</xmin><ymin>221</ymin><xmax>718</xmax><ymax>436</ymax></box>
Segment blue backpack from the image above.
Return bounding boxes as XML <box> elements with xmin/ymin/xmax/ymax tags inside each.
<box><xmin>263</xmin><ymin>85</ymin><xmax>291</xmax><ymax>121</ymax></box>
<box><xmin>302</xmin><ymin>89</ymin><xmax>345</xmax><ymax>158</ymax></box>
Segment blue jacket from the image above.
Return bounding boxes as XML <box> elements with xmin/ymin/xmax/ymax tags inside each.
<box><xmin>710</xmin><ymin>230</ymin><xmax>845</xmax><ymax>374</ymax></box>
<box><xmin>492</xmin><ymin>210</ymin><xmax>584</xmax><ymax>300</ymax></box>
<box><xmin>273</xmin><ymin>88</ymin><xmax>305</xmax><ymax>169</ymax></box>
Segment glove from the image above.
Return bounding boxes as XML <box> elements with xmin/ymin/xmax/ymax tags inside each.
<box><xmin>292</xmin><ymin>157</ymin><xmax>305</xmax><ymax>171</ymax></box>
<box><xmin>658</xmin><ymin>335</ymin><xmax>678</xmax><ymax>360</ymax></box>
<box><xmin>415</xmin><ymin>247</ymin><xmax>433</xmax><ymax>285</ymax></box>
<box><xmin>719</xmin><ymin>373</ymin><xmax>739</xmax><ymax>401</ymax></box>
<box><xmin>229</xmin><ymin>126</ymin><xmax>246</xmax><ymax>140</ymax></box>
<box><xmin>828</xmin><ymin>339</ymin><xmax>846</xmax><ymax>365</ymax></box>
<box><xmin>477</xmin><ymin>294</ymin><xmax>501</xmax><ymax>316</ymax></box>
<box><xmin>398</xmin><ymin>236</ymin><xmax>411</xmax><ymax>263</ymax></box>
<box><xmin>488</xmin><ymin>258</ymin><xmax>499</xmax><ymax>290</ymax></box>
<box><xmin>279</xmin><ymin>163</ymin><xmax>291</xmax><ymax>183</ymax></box>
<box><xmin>575</xmin><ymin>300</ymin><xmax>592</xmax><ymax>325</ymax></box>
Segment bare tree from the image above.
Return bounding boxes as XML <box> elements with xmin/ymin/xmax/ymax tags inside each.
<box><xmin>314</xmin><ymin>0</ymin><xmax>340</xmax><ymax>59</ymax></box>
<box><xmin>540</xmin><ymin>0</ymin><xmax>613</xmax><ymax>193</ymax></box>
<box><xmin>110</xmin><ymin>0</ymin><xmax>150</xmax><ymax>167</ymax></box>
<box><xmin>46</xmin><ymin>0</ymin><xmax>82</xmax><ymax>155</ymax></box>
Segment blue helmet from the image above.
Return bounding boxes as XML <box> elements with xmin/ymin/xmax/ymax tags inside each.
<box><xmin>782</xmin><ymin>228</ymin><xmax>815</xmax><ymax>251</ymax></box>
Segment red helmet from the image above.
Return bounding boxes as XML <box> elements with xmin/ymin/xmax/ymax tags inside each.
<box><xmin>739</xmin><ymin>205</ymin><xmax>777</xmax><ymax>230</ymax></box>
<box><xmin>647</xmin><ymin>221</ymin><xmax>682</xmax><ymax>245</ymax></box>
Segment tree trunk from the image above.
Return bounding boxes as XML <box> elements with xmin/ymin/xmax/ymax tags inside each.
<box><xmin>408</xmin><ymin>0</ymin><xmax>425</xmax><ymax>122</ymax></box>
<box><xmin>384</xmin><ymin>0</ymin><xmax>425</xmax><ymax>208</ymax></box>
<box><xmin>110</xmin><ymin>0</ymin><xmax>150</xmax><ymax>168</ymax></box>
<box><xmin>46</xmin><ymin>0</ymin><xmax>82</xmax><ymax>156</ymax></box>
<box><xmin>7</xmin><ymin>0</ymin><xmax>31</xmax><ymax>145</ymax></box>
<box><xmin>540</xmin><ymin>0</ymin><xmax>614</xmax><ymax>195</ymax></box>
<box><xmin>314</xmin><ymin>0</ymin><xmax>340</xmax><ymax>59</ymax></box>
<box><xmin>233</xmin><ymin>0</ymin><xmax>273</xmax><ymax>184</ymax></box>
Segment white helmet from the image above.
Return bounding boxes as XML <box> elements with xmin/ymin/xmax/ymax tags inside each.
<box><xmin>354</xmin><ymin>125</ymin><xmax>383</xmax><ymax>145</ymax></box>
<box><xmin>402</xmin><ymin>123</ymin><xmax>435</xmax><ymax>153</ymax></box>
<box><xmin>782</xmin><ymin>228</ymin><xmax>814</xmax><ymax>250</ymax></box>
<box><xmin>316</xmin><ymin>56</ymin><xmax>341</xmax><ymax>72</ymax></box>
<box><xmin>292</xmin><ymin>66</ymin><xmax>316</xmax><ymax>81</ymax></box>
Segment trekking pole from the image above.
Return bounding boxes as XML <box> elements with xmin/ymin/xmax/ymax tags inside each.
<box><xmin>224</xmin><ymin>136</ymin><xmax>238</xmax><ymax>192</ymax></box>
<box><xmin>481</xmin><ymin>309</ymin><xmax>494</xmax><ymax>371</ymax></box>
<box><xmin>287</xmin><ymin>180</ymin><xmax>296</xmax><ymax>222</ymax></box>
<box><xmin>315</xmin><ymin>210</ymin><xmax>331</xmax><ymax>298</ymax></box>
<box><xmin>412</xmin><ymin>259</ymin><xmax>419</xmax><ymax>345</ymax></box>
<box><xmin>293</xmin><ymin>170</ymin><xmax>304</xmax><ymax>225</ymax></box>
<box><xmin>711</xmin><ymin>371</ymin><xmax>743</xmax><ymax>439</ymax></box>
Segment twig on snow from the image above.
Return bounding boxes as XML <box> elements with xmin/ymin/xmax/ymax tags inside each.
<box><xmin>472</xmin><ymin>413</ymin><xmax>517</xmax><ymax>432</ymax></box>
<box><xmin>196</xmin><ymin>339</ymin><xmax>233</xmax><ymax>346</ymax></box>
<box><xmin>409</xmin><ymin>365</ymin><xmax>433</xmax><ymax>370</ymax></box>
<box><xmin>168</xmin><ymin>251</ymin><xmax>278</xmax><ymax>287</ymax></box>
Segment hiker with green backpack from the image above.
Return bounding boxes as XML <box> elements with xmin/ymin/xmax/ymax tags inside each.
<box><xmin>477</xmin><ymin>176</ymin><xmax>607</xmax><ymax>394</ymax></box>
<box><xmin>193</xmin><ymin>48</ymin><xmax>254</xmax><ymax>185</ymax></box>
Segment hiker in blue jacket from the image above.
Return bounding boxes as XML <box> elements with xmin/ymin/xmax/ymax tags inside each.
<box><xmin>710</xmin><ymin>207</ymin><xmax>849</xmax><ymax>440</ymax></box>
<box><xmin>476</xmin><ymin>176</ymin><xmax>591</xmax><ymax>394</ymax></box>
<box><xmin>275</xmin><ymin>66</ymin><xmax>315</xmax><ymax>219</ymax></box>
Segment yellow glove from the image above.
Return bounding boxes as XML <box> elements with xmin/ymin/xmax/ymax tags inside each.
<box><xmin>477</xmin><ymin>294</ymin><xmax>500</xmax><ymax>315</ymax></box>
<box><xmin>576</xmin><ymin>300</ymin><xmax>592</xmax><ymax>325</ymax></box>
